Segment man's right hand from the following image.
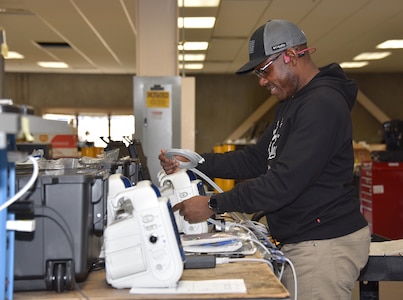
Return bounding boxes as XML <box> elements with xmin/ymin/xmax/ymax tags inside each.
<box><xmin>158</xmin><ymin>149</ymin><xmax>188</xmax><ymax>174</ymax></box>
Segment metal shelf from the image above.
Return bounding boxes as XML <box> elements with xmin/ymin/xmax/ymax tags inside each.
<box><xmin>0</xmin><ymin>113</ymin><xmax>73</xmax><ymax>135</ymax></box>
<box><xmin>0</xmin><ymin>112</ymin><xmax>73</xmax><ymax>300</ymax></box>
<box><xmin>26</xmin><ymin>115</ymin><xmax>73</xmax><ymax>134</ymax></box>
<box><xmin>0</xmin><ymin>113</ymin><xmax>20</xmax><ymax>134</ymax></box>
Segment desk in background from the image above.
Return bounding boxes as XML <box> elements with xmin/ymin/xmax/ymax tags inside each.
<box><xmin>359</xmin><ymin>256</ymin><xmax>403</xmax><ymax>300</ymax></box>
<box><xmin>14</xmin><ymin>258</ymin><xmax>290</xmax><ymax>300</ymax></box>
<box><xmin>358</xmin><ymin>234</ymin><xmax>403</xmax><ymax>300</ymax></box>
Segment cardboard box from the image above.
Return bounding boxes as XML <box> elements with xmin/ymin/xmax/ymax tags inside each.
<box><xmin>16</xmin><ymin>143</ymin><xmax>53</xmax><ymax>159</ymax></box>
<box><xmin>34</xmin><ymin>134</ymin><xmax>79</xmax><ymax>158</ymax></box>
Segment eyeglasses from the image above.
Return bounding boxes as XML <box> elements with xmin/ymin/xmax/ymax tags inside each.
<box><xmin>253</xmin><ymin>51</ymin><xmax>284</xmax><ymax>78</ymax></box>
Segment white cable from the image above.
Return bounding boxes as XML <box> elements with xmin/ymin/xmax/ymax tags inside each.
<box><xmin>278</xmin><ymin>262</ymin><xmax>285</xmax><ymax>280</ymax></box>
<box><xmin>0</xmin><ymin>156</ymin><xmax>39</xmax><ymax>212</ymax></box>
<box><xmin>216</xmin><ymin>256</ymin><xmax>274</xmax><ymax>271</ymax></box>
<box><xmin>225</xmin><ymin>221</ymin><xmax>260</xmax><ymax>241</ymax></box>
<box><xmin>248</xmin><ymin>220</ymin><xmax>270</xmax><ymax>235</ymax></box>
<box><xmin>206</xmin><ymin>217</ymin><xmax>223</xmax><ymax>229</ymax></box>
<box><xmin>191</xmin><ymin>167</ymin><xmax>224</xmax><ymax>193</ymax></box>
<box><xmin>164</xmin><ymin>148</ymin><xmax>224</xmax><ymax>193</ymax></box>
<box><xmin>164</xmin><ymin>148</ymin><xmax>205</xmax><ymax>170</ymax></box>
<box><xmin>285</xmin><ymin>257</ymin><xmax>298</xmax><ymax>300</ymax></box>
<box><xmin>223</xmin><ymin>221</ymin><xmax>285</xmax><ymax>273</ymax></box>
<box><xmin>239</xmin><ymin>212</ymin><xmax>278</xmax><ymax>249</ymax></box>
<box><xmin>250</xmin><ymin>238</ymin><xmax>278</xmax><ymax>258</ymax></box>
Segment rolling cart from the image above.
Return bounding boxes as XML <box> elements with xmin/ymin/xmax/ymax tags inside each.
<box><xmin>13</xmin><ymin>167</ymin><xmax>108</xmax><ymax>292</ymax></box>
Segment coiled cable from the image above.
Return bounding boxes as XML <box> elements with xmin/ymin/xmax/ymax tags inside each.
<box><xmin>0</xmin><ymin>155</ymin><xmax>39</xmax><ymax>212</ymax></box>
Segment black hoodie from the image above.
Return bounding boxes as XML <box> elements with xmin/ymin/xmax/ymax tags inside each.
<box><xmin>198</xmin><ymin>63</ymin><xmax>368</xmax><ymax>244</ymax></box>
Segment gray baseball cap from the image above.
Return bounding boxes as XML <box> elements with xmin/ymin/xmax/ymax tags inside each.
<box><xmin>236</xmin><ymin>20</ymin><xmax>307</xmax><ymax>74</ymax></box>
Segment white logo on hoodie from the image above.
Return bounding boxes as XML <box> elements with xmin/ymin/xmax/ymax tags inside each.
<box><xmin>268</xmin><ymin>118</ymin><xmax>283</xmax><ymax>161</ymax></box>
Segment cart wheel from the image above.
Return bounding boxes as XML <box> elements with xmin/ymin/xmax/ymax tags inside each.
<box><xmin>45</xmin><ymin>262</ymin><xmax>54</xmax><ymax>290</ymax></box>
<box><xmin>54</xmin><ymin>263</ymin><xmax>66</xmax><ymax>293</ymax></box>
<box><xmin>65</xmin><ymin>261</ymin><xmax>74</xmax><ymax>290</ymax></box>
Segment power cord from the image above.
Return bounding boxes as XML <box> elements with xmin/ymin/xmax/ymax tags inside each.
<box><xmin>216</xmin><ymin>256</ymin><xmax>274</xmax><ymax>271</ymax></box>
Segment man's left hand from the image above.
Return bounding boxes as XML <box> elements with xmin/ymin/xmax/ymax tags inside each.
<box><xmin>173</xmin><ymin>195</ymin><xmax>213</xmax><ymax>223</ymax></box>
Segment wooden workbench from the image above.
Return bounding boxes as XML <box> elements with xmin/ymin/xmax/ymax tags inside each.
<box><xmin>14</xmin><ymin>258</ymin><xmax>290</xmax><ymax>300</ymax></box>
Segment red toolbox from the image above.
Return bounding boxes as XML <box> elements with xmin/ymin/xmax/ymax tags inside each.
<box><xmin>360</xmin><ymin>161</ymin><xmax>403</xmax><ymax>239</ymax></box>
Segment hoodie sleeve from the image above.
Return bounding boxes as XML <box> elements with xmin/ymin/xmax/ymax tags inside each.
<box><xmin>196</xmin><ymin>125</ymin><xmax>274</xmax><ymax>179</ymax></box>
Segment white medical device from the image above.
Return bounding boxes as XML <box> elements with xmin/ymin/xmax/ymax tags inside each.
<box><xmin>104</xmin><ymin>177</ymin><xmax>185</xmax><ymax>288</ymax></box>
<box><xmin>158</xmin><ymin>169</ymin><xmax>208</xmax><ymax>235</ymax></box>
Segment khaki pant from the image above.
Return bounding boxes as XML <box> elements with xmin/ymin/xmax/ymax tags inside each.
<box><xmin>281</xmin><ymin>226</ymin><xmax>371</xmax><ymax>300</ymax></box>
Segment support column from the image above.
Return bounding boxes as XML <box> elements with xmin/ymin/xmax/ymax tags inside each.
<box><xmin>134</xmin><ymin>0</ymin><xmax>197</xmax><ymax>184</ymax></box>
<box><xmin>135</xmin><ymin>0</ymin><xmax>179</xmax><ymax>183</ymax></box>
<box><xmin>136</xmin><ymin>0</ymin><xmax>178</xmax><ymax>76</ymax></box>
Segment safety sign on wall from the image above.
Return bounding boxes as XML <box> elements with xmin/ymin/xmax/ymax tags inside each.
<box><xmin>146</xmin><ymin>90</ymin><xmax>170</xmax><ymax>108</ymax></box>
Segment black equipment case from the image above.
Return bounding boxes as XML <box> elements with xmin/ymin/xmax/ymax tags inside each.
<box><xmin>13</xmin><ymin>167</ymin><xmax>108</xmax><ymax>292</ymax></box>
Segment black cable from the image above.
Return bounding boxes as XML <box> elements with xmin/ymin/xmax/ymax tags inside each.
<box><xmin>40</xmin><ymin>205</ymin><xmax>99</xmax><ymax>298</ymax></box>
<box><xmin>31</xmin><ymin>206</ymin><xmax>88</xmax><ymax>298</ymax></box>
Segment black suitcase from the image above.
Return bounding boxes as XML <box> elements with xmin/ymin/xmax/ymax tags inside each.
<box><xmin>13</xmin><ymin>167</ymin><xmax>108</xmax><ymax>292</ymax></box>
<box><xmin>383</xmin><ymin>120</ymin><xmax>403</xmax><ymax>151</ymax></box>
<box><xmin>371</xmin><ymin>150</ymin><xmax>403</xmax><ymax>162</ymax></box>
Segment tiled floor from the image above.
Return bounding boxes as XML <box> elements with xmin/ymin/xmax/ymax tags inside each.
<box><xmin>352</xmin><ymin>281</ymin><xmax>403</xmax><ymax>299</ymax></box>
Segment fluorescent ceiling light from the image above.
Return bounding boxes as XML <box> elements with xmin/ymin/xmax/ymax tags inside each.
<box><xmin>4</xmin><ymin>51</ymin><xmax>24</xmax><ymax>59</ymax></box>
<box><xmin>340</xmin><ymin>61</ymin><xmax>369</xmax><ymax>69</ymax></box>
<box><xmin>178</xmin><ymin>0</ymin><xmax>220</xmax><ymax>7</ymax></box>
<box><xmin>179</xmin><ymin>63</ymin><xmax>204</xmax><ymax>70</ymax></box>
<box><xmin>37</xmin><ymin>61</ymin><xmax>68</xmax><ymax>69</ymax></box>
<box><xmin>179</xmin><ymin>41</ymin><xmax>208</xmax><ymax>51</ymax></box>
<box><xmin>354</xmin><ymin>52</ymin><xmax>391</xmax><ymax>60</ymax></box>
<box><xmin>178</xmin><ymin>17</ymin><xmax>215</xmax><ymax>28</ymax></box>
<box><xmin>178</xmin><ymin>53</ymin><xmax>205</xmax><ymax>61</ymax></box>
<box><xmin>376</xmin><ymin>39</ymin><xmax>403</xmax><ymax>49</ymax></box>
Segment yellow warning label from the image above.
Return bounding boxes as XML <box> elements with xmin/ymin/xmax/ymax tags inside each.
<box><xmin>146</xmin><ymin>91</ymin><xmax>170</xmax><ymax>108</ymax></box>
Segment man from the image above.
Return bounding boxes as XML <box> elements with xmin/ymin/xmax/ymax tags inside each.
<box><xmin>159</xmin><ymin>19</ymin><xmax>370</xmax><ymax>300</ymax></box>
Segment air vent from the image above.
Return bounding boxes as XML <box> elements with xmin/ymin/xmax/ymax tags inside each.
<box><xmin>36</xmin><ymin>42</ymin><xmax>71</xmax><ymax>49</ymax></box>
